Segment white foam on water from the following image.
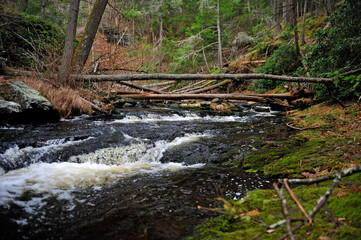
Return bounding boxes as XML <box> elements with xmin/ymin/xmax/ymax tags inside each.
<box><xmin>0</xmin><ymin>137</ymin><xmax>94</xmax><ymax>168</ymax></box>
<box><xmin>0</xmin><ymin>126</ymin><xmax>25</xmax><ymax>130</ymax></box>
<box><xmin>0</xmin><ymin>133</ymin><xmax>209</xmax><ymax>218</ymax></box>
<box><xmin>109</xmin><ymin>113</ymin><xmax>249</xmax><ymax>124</ymax></box>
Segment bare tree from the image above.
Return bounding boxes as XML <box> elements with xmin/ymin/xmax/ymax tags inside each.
<box><xmin>273</xmin><ymin>0</ymin><xmax>282</xmax><ymax>37</ymax></box>
<box><xmin>58</xmin><ymin>0</ymin><xmax>81</xmax><ymax>84</ymax></box>
<box><xmin>19</xmin><ymin>0</ymin><xmax>28</xmax><ymax>12</ymax></box>
<box><xmin>216</xmin><ymin>0</ymin><xmax>223</xmax><ymax>69</ymax></box>
<box><xmin>40</xmin><ymin>0</ymin><xmax>46</xmax><ymax>19</ymax></box>
<box><xmin>301</xmin><ymin>0</ymin><xmax>308</xmax><ymax>45</ymax></box>
<box><xmin>73</xmin><ymin>0</ymin><xmax>109</xmax><ymax>74</ymax></box>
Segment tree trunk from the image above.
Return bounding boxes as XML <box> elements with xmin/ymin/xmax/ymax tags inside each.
<box><xmin>247</xmin><ymin>0</ymin><xmax>251</xmax><ymax>13</ymax></box>
<box><xmin>20</xmin><ymin>0</ymin><xmax>28</xmax><ymax>12</ymax></box>
<box><xmin>216</xmin><ymin>0</ymin><xmax>223</xmax><ymax>69</ymax></box>
<box><xmin>157</xmin><ymin>10</ymin><xmax>163</xmax><ymax>71</ymax></box>
<box><xmin>274</xmin><ymin>0</ymin><xmax>282</xmax><ymax>37</ymax></box>
<box><xmin>291</xmin><ymin>1</ymin><xmax>302</xmax><ymax>60</ymax></box>
<box><xmin>58</xmin><ymin>0</ymin><xmax>81</xmax><ymax>85</ymax></box>
<box><xmin>117</xmin><ymin>81</ymin><xmax>165</xmax><ymax>94</ymax></box>
<box><xmin>116</xmin><ymin>93</ymin><xmax>267</xmax><ymax>102</ymax></box>
<box><xmin>73</xmin><ymin>73</ymin><xmax>333</xmax><ymax>84</ymax></box>
<box><xmin>73</xmin><ymin>0</ymin><xmax>108</xmax><ymax>74</ymax></box>
<box><xmin>188</xmin><ymin>80</ymin><xmax>231</xmax><ymax>94</ymax></box>
<box><xmin>301</xmin><ymin>0</ymin><xmax>308</xmax><ymax>45</ymax></box>
<box><xmin>40</xmin><ymin>0</ymin><xmax>46</xmax><ymax>19</ymax></box>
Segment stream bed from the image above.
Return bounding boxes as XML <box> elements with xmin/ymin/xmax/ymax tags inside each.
<box><xmin>0</xmin><ymin>104</ymin><xmax>290</xmax><ymax>240</ymax></box>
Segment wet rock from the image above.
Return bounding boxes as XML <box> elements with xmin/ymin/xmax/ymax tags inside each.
<box><xmin>0</xmin><ymin>81</ymin><xmax>59</xmax><ymax>123</ymax></box>
<box><xmin>161</xmin><ymin>143</ymin><xmax>210</xmax><ymax>165</ymax></box>
<box><xmin>211</xmin><ymin>98</ymin><xmax>221</xmax><ymax>104</ymax></box>
<box><xmin>0</xmin><ymin>99</ymin><xmax>22</xmax><ymax>115</ymax></box>
<box><xmin>253</xmin><ymin>106</ymin><xmax>270</xmax><ymax>113</ymax></box>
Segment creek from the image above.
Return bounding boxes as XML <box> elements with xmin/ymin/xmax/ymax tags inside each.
<box><xmin>0</xmin><ymin>104</ymin><xmax>290</xmax><ymax>240</ymax></box>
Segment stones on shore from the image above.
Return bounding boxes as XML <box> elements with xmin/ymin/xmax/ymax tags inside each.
<box><xmin>0</xmin><ymin>81</ymin><xmax>59</xmax><ymax>124</ymax></box>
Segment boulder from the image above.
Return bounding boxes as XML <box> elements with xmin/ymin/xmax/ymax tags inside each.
<box><xmin>0</xmin><ymin>81</ymin><xmax>59</xmax><ymax>123</ymax></box>
<box><xmin>0</xmin><ymin>100</ymin><xmax>22</xmax><ymax>115</ymax></box>
<box><xmin>232</xmin><ymin>32</ymin><xmax>255</xmax><ymax>49</ymax></box>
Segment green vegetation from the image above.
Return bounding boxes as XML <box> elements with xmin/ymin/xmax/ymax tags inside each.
<box><xmin>188</xmin><ymin>103</ymin><xmax>361</xmax><ymax>239</ymax></box>
<box><xmin>0</xmin><ymin>5</ymin><xmax>64</xmax><ymax>69</ymax></box>
<box><xmin>188</xmin><ymin>175</ymin><xmax>361</xmax><ymax>240</ymax></box>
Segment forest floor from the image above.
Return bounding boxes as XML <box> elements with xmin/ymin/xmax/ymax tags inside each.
<box><xmin>188</xmin><ymin>102</ymin><xmax>361</xmax><ymax>240</ymax></box>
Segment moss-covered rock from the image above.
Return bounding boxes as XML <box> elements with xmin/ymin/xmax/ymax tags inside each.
<box><xmin>0</xmin><ymin>81</ymin><xmax>59</xmax><ymax>123</ymax></box>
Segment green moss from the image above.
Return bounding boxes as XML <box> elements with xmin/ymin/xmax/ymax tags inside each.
<box><xmin>188</xmin><ymin>179</ymin><xmax>361</xmax><ymax>239</ymax></box>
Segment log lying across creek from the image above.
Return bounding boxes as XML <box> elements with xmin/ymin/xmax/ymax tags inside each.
<box><xmin>116</xmin><ymin>93</ymin><xmax>267</xmax><ymax>102</ymax></box>
<box><xmin>73</xmin><ymin>73</ymin><xmax>333</xmax><ymax>83</ymax></box>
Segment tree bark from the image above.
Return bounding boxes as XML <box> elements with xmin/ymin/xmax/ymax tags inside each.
<box><xmin>73</xmin><ymin>0</ymin><xmax>108</xmax><ymax>74</ymax></box>
<box><xmin>291</xmin><ymin>0</ymin><xmax>302</xmax><ymax>60</ymax></box>
<box><xmin>274</xmin><ymin>0</ymin><xmax>282</xmax><ymax>37</ymax></box>
<box><xmin>301</xmin><ymin>0</ymin><xmax>308</xmax><ymax>45</ymax></box>
<box><xmin>188</xmin><ymin>80</ymin><xmax>231</xmax><ymax>94</ymax></box>
<box><xmin>117</xmin><ymin>81</ymin><xmax>165</xmax><ymax>94</ymax></box>
<box><xmin>115</xmin><ymin>93</ymin><xmax>267</xmax><ymax>102</ymax></box>
<box><xmin>20</xmin><ymin>0</ymin><xmax>28</xmax><ymax>12</ymax></box>
<box><xmin>58</xmin><ymin>0</ymin><xmax>81</xmax><ymax>85</ymax></box>
<box><xmin>73</xmin><ymin>73</ymin><xmax>333</xmax><ymax>84</ymax></box>
<box><xmin>40</xmin><ymin>0</ymin><xmax>46</xmax><ymax>19</ymax></box>
<box><xmin>143</xmin><ymin>81</ymin><xmax>177</xmax><ymax>88</ymax></box>
<box><xmin>216</xmin><ymin>0</ymin><xmax>223</xmax><ymax>69</ymax></box>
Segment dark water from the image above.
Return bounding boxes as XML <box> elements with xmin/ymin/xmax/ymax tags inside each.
<box><xmin>0</xmin><ymin>105</ymin><xmax>290</xmax><ymax>240</ymax></box>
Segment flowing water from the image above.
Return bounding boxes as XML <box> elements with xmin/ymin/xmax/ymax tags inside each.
<box><xmin>0</xmin><ymin>104</ymin><xmax>290</xmax><ymax>240</ymax></box>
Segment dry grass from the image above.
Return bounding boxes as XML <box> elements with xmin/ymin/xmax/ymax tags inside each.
<box><xmin>20</xmin><ymin>77</ymin><xmax>93</xmax><ymax>118</ymax></box>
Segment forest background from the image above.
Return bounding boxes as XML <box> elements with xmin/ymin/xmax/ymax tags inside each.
<box><xmin>1</xmin><ymin>0</ymin><xmax>360</xmax><ymax>103</ymax></box>
<box><xmin>1</xmin><ymin>1</ymin><xmax>361</xmax><ymax>239</ymax></box>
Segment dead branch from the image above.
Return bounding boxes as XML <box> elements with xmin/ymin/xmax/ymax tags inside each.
<box><xmin>283</xmin><ymin>179</ymin><xmax>312</xmax><ymax>224</ymax></box>
<box><xmin>284</xmin><ymin>164</ymin><xmax>361</xmax><ymax>184</ymax></box>
<box><xmin>115</xmin><ymin>93</ymin><xmax>266</xmax><ymax>102</ymax></box>
<box><xmin>273</xmin><ymin>183</ymin><xmax>295</xmax><ymax>240</ymax></box>
<box><xmin>143</xmin><ymin>81</ymin><xmax>177</xmax><ymax>88</ymax></box>
<box><xmin>339</xmin><ymin>68</ymin><xmax>361</xmax><ymax>76</ymax></box>
<box><xmin>172</xmin><ymin>80</ymin><xmax>208</xmax><ymax>93</ymax></box>
<box><xmin>286</xmin><ymin>123</ymin><xmax>321</xmax><ymax>131</ymax></box>
<box><xmin>80</xmin><ymin>97</ymin><xmax>110</xmax><ymax>115</ymax></box>
<box><xmin>187</xmin><ymin>80</ymin><xmax>231</xmax><ymax>94</ymax></box>
<box><xmin>117</xmin><ymin>81</ymin><xmax>164</xmax><ymax>94</ymax></box>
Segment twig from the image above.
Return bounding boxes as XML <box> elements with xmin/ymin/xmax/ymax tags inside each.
<box><xmin>273</xmin><ymin>182</ymin><xmax>295</xmax><ymax>240</ymax></box>
<box><xmin>279</xmin><ymin>172</ymin><xmax>343</xmax><ymax>240</ymax></box>
<box><xmin>286</xmin><ymin>123</ymin><xmax>321</xmax><ymax>131</ymax></box>
<box><xmin>283</xmin><ymin>179</ymin><xmax>312</xmax><ymax>224</ymax></box>
<box><xmin>197</xmin><ymin>205</ymin><xmax>233</xmax><ymax>216</ymax></box>
<box><xmin>285</xmin><ymin>164</ymin><xmax>361</xmax><ymax>184</ymax></box>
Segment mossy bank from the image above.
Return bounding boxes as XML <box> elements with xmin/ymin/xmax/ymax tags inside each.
<box><xmin>188</xmin><ymin>103</ymin><xmax>361</xmax><ymax>240</ymax></box>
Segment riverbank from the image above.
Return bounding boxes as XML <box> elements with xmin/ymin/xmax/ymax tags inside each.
<box><xmin>188</xmin><ymin>103</ymin><xmax>361</xmax><ymax>239</ymax></box>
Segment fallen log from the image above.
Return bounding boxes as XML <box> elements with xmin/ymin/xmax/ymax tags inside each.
<box><xmin>110</xmin><ymin>90</ymin><xmax>142</xmax><ymax>94</ymax></box>
<box><xmin>179</xmin><ymin>80</ymin><xmax>216</xmax><ymax>94</ymax></box>
<box><xmin>73</xmin><ymin>73</ymin><xmax>333</xmax><ymax>83</ymax></box>
<box><xmin>117</xmin><ymin>81</ymin><xmax>164</xmax><ymax>94</ymax></box>
<box><xmin>188</xmin><ymin>80</ymin><xmax>232</xmax><ymax>94</ymax></box>
<box><xmin>143</xmin><ymin>80</ymin><xmax>177</xmax><ymax>88</ymax></box>
<box><xmin>80</xmin><ymin>97</ymin><xmax>110</xmax><ymax>115</ymax></box>
<box><xmin>172</xmin><ymin>80</ymin><xmax>208</xmax><ymax>93</ymax></box>
<box><xmin>247</xmin><ymin>92</ymin><xmax>302</xmax><ymax>100</ymax></box>
<box><xmin>116</xmin><ymin>93</ymin><xmax>266</xmax><ymax>102</ymax></box>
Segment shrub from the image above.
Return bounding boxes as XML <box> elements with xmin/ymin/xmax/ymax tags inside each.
<box><xmin>253</xmin><ymin>44</ymin><xmax>300</xmax><ymax>93</ymax></box>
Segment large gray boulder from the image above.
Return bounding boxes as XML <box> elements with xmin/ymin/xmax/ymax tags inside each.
<box><xmin>0</xmin><ymin>99</ymin><xmax>22</xmax><ymax>115</ymax></box>
<box><xmin>0</xmin><ymin>81</ymin><xmax>59</xmax><ymax>123</ymax></box>
<box><xmin>232</xmin><ymin>32</ymin><xmax>255</xmax><ymax>49</ymax></box>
